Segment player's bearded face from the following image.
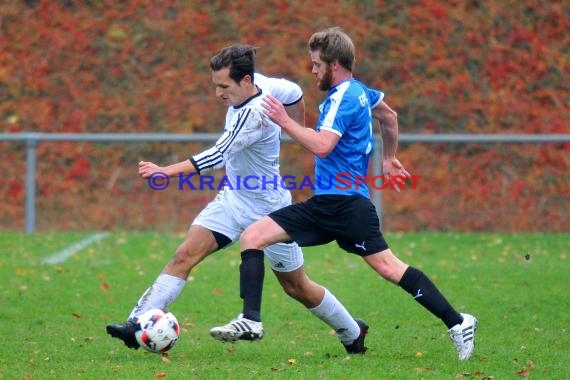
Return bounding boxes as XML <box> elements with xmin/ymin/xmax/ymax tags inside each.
<box><xmin>318</xmin><ymin>64</ymin><xmax>333</xmax><ymax>91</ymax></box>
<box><xmin>310</xmin><ymin>51</ymin><xmax>333</xmax><ymax>91</ymax></box>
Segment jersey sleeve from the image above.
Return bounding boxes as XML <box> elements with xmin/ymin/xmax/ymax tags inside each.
<box><xmin>319</xmin><ymin>83</ymin><xmax>352</xmax><ymax>137</ymax></box>
<box><xmin>190</xmin><ymin>108</ymin><xmax>263</xmax><ymax>174</ymax></box>
<box><xmin>366</xmin><ymin>87</ymin><xmax>384</xmax><ymax>109</ymax></box>
<box><xmin>254</xmin><ymin>73</ymin><xmax>303</xmax><ymax>106</ymax></box>
<box><xmin>319</xmin><ymin>82</ymin><xmax>385</xmax><ymax>137</ymax></box>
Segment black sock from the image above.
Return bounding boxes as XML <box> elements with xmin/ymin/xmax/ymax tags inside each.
<box><xmin>399</xmin><ymin>266</ymin><xmax>463</xmax><ymax>329</ymax></box>
<box><xmin>239</xmin><ymin>249</ymin><xmax>265</xmax><ymax>322</ymax></box>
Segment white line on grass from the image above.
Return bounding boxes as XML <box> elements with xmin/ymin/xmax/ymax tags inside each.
<box><xmin>42</xmin><ymin>232</ymin><xmax>110</xmax><ymax>265</ymax></box>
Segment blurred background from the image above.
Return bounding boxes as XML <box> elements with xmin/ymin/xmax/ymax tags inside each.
<box><xmin>0</xmin><ymin>0</ymin><xmax>568</xmax><ymax>232</ymax></box>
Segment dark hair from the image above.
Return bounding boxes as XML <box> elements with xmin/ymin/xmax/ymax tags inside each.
<box><xmin>210</xmin><ymin>44</ymin><xmax>257</xmax><ymax>84</ymax></box>
<box><xmin>308</xmin><ymin>27</ymin><xmax>355</xmax><ymax>71</ymax></box>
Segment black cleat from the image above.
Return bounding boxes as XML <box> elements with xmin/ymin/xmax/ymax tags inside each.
<box><xmin>106</xmin><ymin>319</ymin><xmax>141</xmax><ymax>349</ymax></box>
<box><xmin>343</xmin><ymin>319</ymin><xmax>369</xmax><ymax>354</ymax></box>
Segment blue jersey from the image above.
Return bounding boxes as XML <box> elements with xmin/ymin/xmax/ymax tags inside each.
<box><xmin>314</xmin><ymin>78</ymin><xmax>383</xmax><ymax>198</ymax></box>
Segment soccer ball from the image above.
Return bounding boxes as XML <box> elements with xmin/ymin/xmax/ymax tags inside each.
<box><xmin>134</xmin><ymin>309</ymin><xmax>180</xmax><ymax>353</ymax></box>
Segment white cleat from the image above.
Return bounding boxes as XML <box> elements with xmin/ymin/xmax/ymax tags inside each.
<box><xmin>210</xmin><ymin>314</ymin><xmax>264</xmax><ymax>342</ymax></box>
<box><xmin>449</xmin><ymin>313</ymin><xmax>478</xmax><ymax>361</ymax></box>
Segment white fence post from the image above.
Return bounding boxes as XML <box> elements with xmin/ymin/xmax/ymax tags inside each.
<box><xmin>25</xmin><ymin>137</ymin><xmax>38</xmax><ymax>234</ymax></box>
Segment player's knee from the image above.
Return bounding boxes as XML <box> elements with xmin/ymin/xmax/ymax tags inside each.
<box><xmin>277</xmin><ymin>274</ymin><xmax>309</xmax><ymax>301</ymax></box>
<box><xmin>240</xmin><ymin>225</ymin><xmax>264</xmax><ymax>249</ymax></box>
<box><xmin>281</xmin><ymin>280</ymin><xmax>302</xmax><ymax>300</ymax></box>
<box><xmin>171</xmin><ymin>241</ymin><xmax>203</xmax><ymax>269</ymax></box>
<box><xmin>281</xmin><ymin>280</ymin><xmax>323</xmax><ymax>308</ymax></box>
<box><xmin>364</xmin><ymin>250</ymin><xmax>407</xmax><ymax>283</ymax></box>
<box><xmin>376</xmin><ymin>265</ymin><xmax>400</xmax><ymax>282</ymax></box>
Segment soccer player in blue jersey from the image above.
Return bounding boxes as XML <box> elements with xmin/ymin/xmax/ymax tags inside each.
<box><xmin>233</xmin><ymin>27</ymin><xmax>478</xmax><ymax>360</ymax></box>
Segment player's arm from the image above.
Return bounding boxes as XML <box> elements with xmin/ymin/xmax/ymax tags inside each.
<box><xmin>371</xmin><ymin>99</ymin><xmax>410</xmax><ymax>189</ymax></box>
<box><xmin>138</xmin><ymin>127</ymin><xmax>235</xmax><ymax>179</ymax></box>
<box><xmin>284</xmin><ymin>98</ymin><xmax>306</xmax><ymax>126</ymax></box>
<box><xmin>372</xmin><ymin>101</ymin><xmax>398</xmax><ymax>159</ymax></box>
<box><xmin>262</xmin><ymin>74</ymin><xmax>306</xmax><ymax>126</ymax></box>
<box><xmin>191</xmin><ymin>107</ymin><xmax>263</xmax><ymax>175</ymax></box>
<box><xmin>139</xmin><ymin>105</ymin><xmax>266</xmax><ymax>179</ymax></box>
<box><xmin>138</xmin><ymin>159</ymin><xmax>196</xmax><ymax>179</ymax></box>
<box><xmin>263</xmin><ymin>94</ymin><xmax>338</xmax><ymax>158</ymax></box>
<box><xmin>138</xmin><ymin>128</ymin><xmax>232</xmax><ymax>179</ymax></box>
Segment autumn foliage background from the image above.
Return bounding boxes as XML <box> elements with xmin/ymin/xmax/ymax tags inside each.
<box><xmin>0</xmin><ymin>0</ymin><xmax>568</xmax><ymax>232</ymax></box>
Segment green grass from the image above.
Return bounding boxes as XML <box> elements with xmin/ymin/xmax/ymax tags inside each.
<box><xmin>0</xmin><ymin>232</ymin><xmax>568</xmax><ymax>379</ymax></box>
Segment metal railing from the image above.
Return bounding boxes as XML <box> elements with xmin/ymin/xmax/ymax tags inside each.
<box><xmin>2</xmin><ymin>132</ymin><xmax>569</xmax><ymax>233</ymax></box>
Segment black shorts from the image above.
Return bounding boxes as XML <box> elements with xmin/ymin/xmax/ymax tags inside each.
<box><xmin>268</xmin><ymin>194</ymin><xmax>389</xmax><ymax>256</ymax></box>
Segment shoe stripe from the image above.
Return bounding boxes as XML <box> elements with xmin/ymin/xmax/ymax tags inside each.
<box><xmin>231</xmin><ymin>322</ymin><xmax>245</xmax><ymax>332</ymax></box>
<box><xmin>236</xmin><ymin>321</ymin><xmax>247</xmax><ymax>332</ymax></box>
<box><xmin>460</xmin><ymin>325</ymin><xmax>474</xmax><ymax>341</ymax></box>
<box><xmin>228</xmin><ymin>323</ymin><xmax>239</xmax><ymax>332</ymax></box>
<box><xmin>232</xmin><ymin>321</ymin><xmax>252</xmax><ymax>333</ymax></box>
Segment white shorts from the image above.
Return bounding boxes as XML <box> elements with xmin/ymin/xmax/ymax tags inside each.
<box><xmin>192</xmin><ymin>190</ymin><xmax>304</xmax><ymax>272</ymax></box>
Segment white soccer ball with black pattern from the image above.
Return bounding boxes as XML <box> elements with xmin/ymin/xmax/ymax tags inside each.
<box><xmin>134</xmin><ymin>308</ymin><xmax>180</xmax><ymax>353</ymax></box>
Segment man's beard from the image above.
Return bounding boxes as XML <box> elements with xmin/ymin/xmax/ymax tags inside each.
<box><xmin>318</xmin><ymin>65</ymin><xmax>333</xmax><ymax>91</ymax></box>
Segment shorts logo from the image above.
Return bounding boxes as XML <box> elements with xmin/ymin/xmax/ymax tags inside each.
<box><xmin>274</xmin><ymin>262</ymin><xmax>285</xmax><ymax>268</ymax></box>
<box><xmin>354</xmin><ymin>241</ymin><xmax>366</xmax><ymax>251</ymax></box>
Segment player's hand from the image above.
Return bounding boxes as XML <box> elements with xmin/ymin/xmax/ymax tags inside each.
<box><xmin>262</xmin><ymin>94</ymin><xmax>289</xmax><ymax>126</ymax></box>
<box><xmin>382</xmin><ymin>157</ymin><xmax>411</xmax><ymax>192</ymax></box>
<box><xmin>138</xmin><ymin>161</ymin><xmax>163</xmax><ymax>179</ymax></box>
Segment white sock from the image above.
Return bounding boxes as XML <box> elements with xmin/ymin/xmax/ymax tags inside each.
<box><xmin>309</xmin><ymin>287</ymin><xmax>360</xmax><ymax>344</ymax></box>
<box><xmin>128</xmin><ymin>273</ymin><xmax>186</xmax><ymax>320</ymax></box>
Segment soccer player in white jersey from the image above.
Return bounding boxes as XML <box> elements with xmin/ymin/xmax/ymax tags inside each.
<box><xmin>106</xmin><ymin>44</ymin><xmax>322</xmax><ymax>348</ymax></box>
<box><xmin>227</xmin><ymin>28</ymin><xmax>478</xmax><ymax>360</ymax></box>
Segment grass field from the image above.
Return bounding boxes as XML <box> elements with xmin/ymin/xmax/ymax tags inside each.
<box><xmin>0</xmin><ymin>232</ymin><xmax>568</xmax><ymax>379</ymax></box>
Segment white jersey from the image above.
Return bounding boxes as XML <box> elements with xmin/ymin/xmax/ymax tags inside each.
<box><xmin>190</xmin><ymin>73</ymin><xmax>302</xmax><ymax>214</ymax></box>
